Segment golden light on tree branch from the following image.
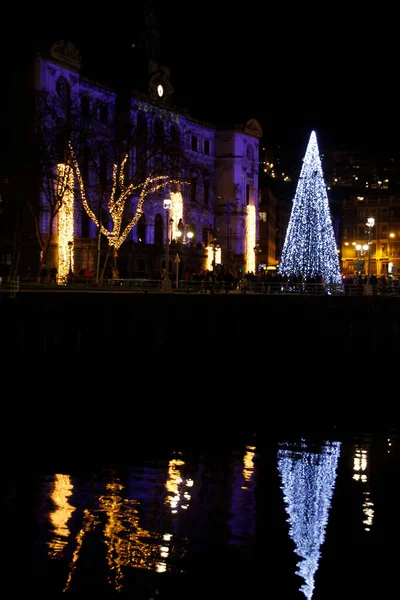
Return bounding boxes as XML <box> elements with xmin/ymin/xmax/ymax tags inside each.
<box><xmin>69</xmin><ymin>143</ymin><xmax>189</xmax><ymax>255</ymax></box>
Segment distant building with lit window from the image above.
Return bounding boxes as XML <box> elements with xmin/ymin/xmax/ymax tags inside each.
<box><xmin>341</xmin><ymin>193</ymin><xmax>400</xmax><ymax>278</ymax></box>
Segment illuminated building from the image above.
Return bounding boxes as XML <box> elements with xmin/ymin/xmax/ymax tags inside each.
<box><xmin>3</xmin><ymin>14</ymin><xmax>261</xmax><ymax>281</ymax></box>
<box><xmin>340</xmin><ymin>193</ymin><xmax>400</xmax><ymax>278</ymax></box>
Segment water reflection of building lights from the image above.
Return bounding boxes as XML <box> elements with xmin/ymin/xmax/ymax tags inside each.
<box><xmin>159</xmin><ymin>456</ymin><xmax>194</xmax><ymax>572</ymax></box>
<box><xmin>242</xmin><ymin>445</ymin><xmax>256</xmax><ymax>487</ymax></box>
<box><xmin>63</xmin><ymin>476</ymin><xmax>172</xmax><ymax>591</ymax></box>
<box><xmin>63</xmin><ymin>510</ymin><xmax>95</xmax><ymax>592</ymax></box>
<box><xmin>46</xmin><ymin>461</ymin><xmax>194</xmax><ymax>591</ymax></box>
<box><xmin>48</xmin><ymin>474</ymin><xmax>75</xmax><ymax>557</ymax></box>
<box><xmin>353</xmin><ymin>445</ymin><xmax>375</xmax><ymax>531</ymax></box>
<box><xmin>165</xmin><ymin>457</ymin><xmax>193</xmax><ymax>514</ymax></box>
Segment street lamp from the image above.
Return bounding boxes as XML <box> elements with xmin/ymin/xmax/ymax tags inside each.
<box><xmin>355</xmin><ymin>243</ymin><xmax>369</xmax><ymax>276</ymax></box>
<box><xmin>163</xmin><ymin>199</ymin><xmax>172</xmax><ymax>292</ymax></box>
<box><xmin>366</xmin><ymin>217</ymin><xmax>375</xmax><ymax>288</ymax></box>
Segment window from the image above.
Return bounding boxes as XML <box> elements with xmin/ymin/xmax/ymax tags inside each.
<box><xmin>0</xmin><ymin>252</ymin><xmax>12</xmax><ymax>267</ymax></box>
<box><xmin>56</xmin><ymin>76</ymin><xmax>70</xmax><ymax>99</ymax></box>
<box><xmin>137</xmin><ymin>113</ymin><xmax>148</xmax><ymax>181</ymax></box>
<box><xmin>191</xmin><ymin>135</ymin><xmax>198</xmax><ymax>152</ymax></box>
<box><xmin>154</xmin><ymin>118</ymin><xmax>164</xmax><ymax>149</ymax></box>
<box><xmin>259</xmin><ymin>211</ymin><xmax>267</xmax><ymax>223</ymax></box>
<box><xmin>100</xmin><ymin>154</ymin><xmax>107</xmax><ymax>187</ymax></box>
<box><xmin>100</xmin><ymin>104</ymin><xmax>108</xmax><ymax>124</ymax></box>
<box><xmin>191</xmin><ymin>178</ymin><xmax>197</xmax><ymax>203</ymax></box>
<box><xmin>81</xmin><ymin>96</ymin><xmax>90</xmax><ymax>118</ymax></box>
<box><xmin>204</xmin><ymin>139</ymin><xmax>210</xmax><ymax>155</ymax></box>
<box><xmin>246</xmin><ymin>184</ymin><xmax>250</xmax><ymax>206</ymax></box>
<box><xmin>154</xmin><ymin>213</ymin><xmax>163</xmax><ymax>245</ymax></box>
<box><xmin>204</xmin><ymin>181</ymin><xmax>210</xmax><ymax>206</ymax></box>
<box><xmin>202</xmin><ymin>226</ymin><xmax>209</xmax><ymax>246</ymax></box>
<box><xmin>170</xmin><ymin>124</ymin><xmax>181</xmax><ymax>155</ymax></box>
<box><xmin>82</xmin><ymin>147</ymin><xmax>90</xmax><ymax>185</ymax></box>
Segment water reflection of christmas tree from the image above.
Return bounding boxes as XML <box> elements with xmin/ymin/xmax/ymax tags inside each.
<box><xmin>277</xmin><ymin>440</ymin><xmax>341</xmax><ymax>599</ymax></box>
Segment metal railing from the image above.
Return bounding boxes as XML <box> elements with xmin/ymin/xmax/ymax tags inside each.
<box><xmin>15</xmin><ymin>277</ymin><xmax>400</xmax><ymax>296</ymax></box>
<box><xmin>0</xmin><ymin>277</ymin><xmax>20</xmax><ymax>298</ymax></box>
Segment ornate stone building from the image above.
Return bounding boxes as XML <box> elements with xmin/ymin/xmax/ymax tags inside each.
<box><xmin>28</xmin><ymin>33</ymin><xmax>262</xmax><ymax>282</ymax></box>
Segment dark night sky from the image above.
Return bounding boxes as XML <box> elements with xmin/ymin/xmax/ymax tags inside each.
<box><xmin>3</xmin><ymin>1</ymin><xmax>398</xmax><ymax>167</ymax></box>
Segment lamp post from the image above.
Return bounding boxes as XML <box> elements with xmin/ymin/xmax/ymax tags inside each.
<box><xmin>210</xmin><ymin>229</ymin><xmax>220</xmax><ymax>272</ymax></box>
<box><xmin>174</xmin><ymin>253</ymin><xmax>180</xmax><ymax>290</ymax></box>
<box><xmin>355</xmin><ymin>243</ymin><xmax>369</xmax><ymax>276</ymax></box>
<box><xmin>388</xmin><ymin>232</ymin><xmax>395</xmax><ymax>279</ymax></box>
<box><xmin>253</xmin><ymin>241</ymin><xmax>261</xmax><ymax>273</ymax></box>
<box><xmin>365</xmin><ymin>217</ymin><xmax>375</xmax><ymax>294</ymax></box>
<box><xmin>366</xmin><ymin>217</ymin><xmax>375</xmax><ymax>282</ymax></box>
<box><xmin>163</xmin><ymin>199</ymin><xmax>172</xmax><ymax>292</ymax></box>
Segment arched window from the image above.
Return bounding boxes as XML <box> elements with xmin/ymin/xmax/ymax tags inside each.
<box><xmin>81</xmin><ymin>96</ymin><xmax>90</xmax><ymax>118</ymax></box>
<box><xmin>154</xmin><ymin>213</ymin><xmax>163</xmax><ymax>245</ymax></box>
<box><xmin>246</xmin><ymin>144</ymin><xmax>254</xmax><ymax>161</ymax></box>
<box><xmin>169</xmin><ymin>124</ymin><xmax>181</xmax><ymax>155</ymax></box>
<box><xmin>137</xmin><ymin>113</ymin><xmax>148</xmax><ymax>180</ymax></box>
<box><xmin>202</xmin><ymin>226</ymin><xmax>209</xmax><ymax>246</ymax></box>
<box><xmin>55</xmin><ymin>76</ymin><xmax>71</xmax><ymax>116</ymax></box>
<box><xmin>154</xmin><ymin>118</ymin><xmax>164</xmax><ymax>149</ymax></box>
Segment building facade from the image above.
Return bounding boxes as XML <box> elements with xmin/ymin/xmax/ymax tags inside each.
<box><xmin>8</xmin><ymin>38</ymin><xmax>262</xmax><ymax>283</ymax></box>
<box><xmin>341</xmin><ymin>193</ymin><xmax>400</xmax><ymax>279</ymax></box>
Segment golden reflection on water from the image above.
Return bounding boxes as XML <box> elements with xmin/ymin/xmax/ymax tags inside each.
<box><xmin>352</xmin><ymin>442</ymin><xmax>375</xmax><ymax>531</ymax></box>
<box><xmin>53</xmin><ymin>455</ymin><xmax>194</xmax><ymax>592</ymax></box>
<box><xmin>242</xmin><ymin>445</ymin><xmax>256</xmax><ymax>487</ymax></box>
<box><xmin>63</xmin><ymin>509</ymin><xmax>97</xmax><ymax>592</ymax></box>
<box><xmin>48</xmin><ymin>474</ymin><xmax>75</xmax><ymax>557</ymax></box>
<box><xmin>100</xmin><ymin>480</ymin><xmax>166</xmax><ymax>591</ymax></box>
<box><xmin>165</xmin><ymin>456</ymin><xmax>193</xmax><ymax>514</ymax></box>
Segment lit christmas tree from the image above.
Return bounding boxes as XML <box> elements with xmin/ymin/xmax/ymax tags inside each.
<box><xmin>278</xmin><ymin>131</ymin><xmax>342</xmax><ymax>284</ymax></box>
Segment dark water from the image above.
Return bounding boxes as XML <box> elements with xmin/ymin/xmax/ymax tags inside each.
<box><xmin>22</xmin><ymin>429</ymin><xmax>399</xmax><ymax>597</ymax></box>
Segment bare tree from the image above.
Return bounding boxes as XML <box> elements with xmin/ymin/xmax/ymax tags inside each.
<box><xmin>71</xmin><ymin>110</ymin><xmax>191</xmax><ymax>281</ymax></box>
<box><xmin>71</xmin><ymin>144</ymin><xmax>188</xmax><ymax>281</ymax></box>
<box><xmin>29</xmin><ymin>84</ymin><xmax>86</xmax><ymax>278</ymax></box>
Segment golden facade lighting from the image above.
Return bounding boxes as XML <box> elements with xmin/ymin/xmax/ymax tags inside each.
<box><xmin>246</xmin><ymin>205</ymin><xmax>256</xmax><ymax>273</ymax></box>
<box><xmin>57</xmin><ymin>163</ymin><xmax>74</xmax><ymax>284</ymax></box>
<box><xmin>170</xmin><ymin>191</ymin><xmax>183</xmax><ymax>239</ymax></box>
